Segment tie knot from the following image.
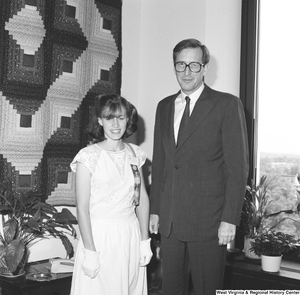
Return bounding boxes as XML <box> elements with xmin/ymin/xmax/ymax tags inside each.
<box><xmin>185</xmin><ymin>96</ymin><xmax>190</xmax><ymax>103</ymax></box>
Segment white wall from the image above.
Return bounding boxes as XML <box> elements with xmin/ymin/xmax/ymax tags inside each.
<box><xmin>122</xmin><ymin>0</ymin><xmax>242</xmax><ymax>168</ymax></box>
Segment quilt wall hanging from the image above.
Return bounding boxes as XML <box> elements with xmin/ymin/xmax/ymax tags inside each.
<box><xmin>0</xmin><ymin>0</ymin><xmax>122</xmax><ymax>205</ymax></box>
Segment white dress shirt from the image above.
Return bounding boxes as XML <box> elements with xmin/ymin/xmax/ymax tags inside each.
<box><xmin>174</xmin><ymin>84</ymin><xmax>205</xmax><ymax>143</ymax></box>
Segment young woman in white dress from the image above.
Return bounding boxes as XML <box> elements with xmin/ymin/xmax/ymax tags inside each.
<box><xmin>70</xmin><ymin>94</ymin><xmax>152</xmax><ymax>295</ymax></box>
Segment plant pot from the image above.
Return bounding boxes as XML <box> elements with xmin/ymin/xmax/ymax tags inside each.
<box><xmin>243</xmin><ymin>236</ymin><xmax>260</xmax><ymax>260</ymax></box>
<box><xmin>261</xmin><ymin>255</ymin><xmax>282</xmax><ymax>272</ymax></box>
<box><xmin>0</xmin><ymin>271</ymin><xmax>26</xmax><ymax>283</ymax></box>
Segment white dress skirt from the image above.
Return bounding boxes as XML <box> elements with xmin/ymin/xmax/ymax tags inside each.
<box><xmin>70</xmin><ymin>143</ymin><xmax>148</xmax><ymax>295</ymax></box>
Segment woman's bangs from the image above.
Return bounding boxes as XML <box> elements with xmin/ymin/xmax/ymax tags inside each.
<box><xmin>102</xmin><ymin>103</ymin><xmax>125</xmax><ymax>119</ymax></box>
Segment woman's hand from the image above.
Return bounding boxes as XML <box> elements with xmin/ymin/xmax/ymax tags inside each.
<box><xmin>140</xmin><ymin>238</ymin><xmax>153</xmax><ymax>266</ymax></box>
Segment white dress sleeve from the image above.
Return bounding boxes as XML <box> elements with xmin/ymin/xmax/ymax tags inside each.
<box><xmin>128</xmin><ymin>144</ymin><xmax>147</xmax><ymax>168</ymax></box>
<box><xmin>70</xmin><ymin>145</ymin><xmax>100</xmax><ymax>174</ymax></box>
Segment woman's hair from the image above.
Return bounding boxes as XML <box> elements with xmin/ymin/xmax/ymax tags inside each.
<box><xmin>87</xmin><ymin>93</ymin><xmax>138</xmax><ymax>142</ymax></box>
<box><xmin>173</xmin><ymin>38</ymin><xmax>210</xmax><ymax>65</ymax></box>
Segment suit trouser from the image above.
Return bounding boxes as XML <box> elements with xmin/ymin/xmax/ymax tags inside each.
<box><xmin>161</xmin><ymin>227</ymin><xmax>227</xmax><ymax>295</ymax></box>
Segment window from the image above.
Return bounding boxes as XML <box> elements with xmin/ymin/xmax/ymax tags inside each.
<box><xmin>241</xmin><ymin>0</ymin><xmax>300</xmax><ymax>240</ymax></box>
<box><xmin>256</xmin><ymin>0</ymin><xmax>300</xmax><ymax>239</ymax></box>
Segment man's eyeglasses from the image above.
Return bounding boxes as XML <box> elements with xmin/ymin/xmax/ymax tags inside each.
<box><xmin>174</xmin><ymin>62</ymin><xmax>204</xmax><ymax>73</ymax></box>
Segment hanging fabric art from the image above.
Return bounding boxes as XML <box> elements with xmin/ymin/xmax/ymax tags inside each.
<box><xmin>0</xmin><ymin>0</ymin><xmax>122</xmax><ymax>205</ymax></box>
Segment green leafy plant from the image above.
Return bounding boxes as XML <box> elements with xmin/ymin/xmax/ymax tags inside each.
<box><xmin>241</xmin><ymin>175</ymin><xmax>272</xmax><ymax>237</ymax></box>
<box><xmin>250</xmin><ymin>230</ymin><xmax>299</xmax><ymax>256</ymax></box>
<box><xmin>0</xmin><ymin>178</ymin><xmax>77</xmax><ymax>276</ymax></box>
<box><xmin>242</xmin><ymin>175</ymin><xmax>300</xmax><ymax>237</ymax></box>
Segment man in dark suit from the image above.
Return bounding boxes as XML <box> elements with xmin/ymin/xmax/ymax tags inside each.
<box><xmin>149</xmin><ymin>38</ymin><xmax>249</xmax><ymax>295</ymax></box>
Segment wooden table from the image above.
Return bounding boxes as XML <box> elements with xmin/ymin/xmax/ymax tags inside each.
<box><xmin>0</xmin><ymin>260</ymin><xmax>72</xmax><ymax>295</ymax></box>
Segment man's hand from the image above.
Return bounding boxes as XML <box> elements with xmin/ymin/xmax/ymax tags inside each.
<box><xmin>218</xmin><ymin>221</ymin><xmax>236</xmax><ymax>246</ymax></box>
<box><xmin>149</xmin><ymin>214</ymin><xmax>159</xmax><ymax>234</ymax></box>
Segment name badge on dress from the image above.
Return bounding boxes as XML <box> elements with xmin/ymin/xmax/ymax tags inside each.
<box><xmin>130</xmin><ymin>163</ymin><xmax>141</xmax><ymax>206</ymax></box>
<box><xmin>126</xmin><ymin>143</ymin><xmax>141</xmax><ymax>206</ymax></box>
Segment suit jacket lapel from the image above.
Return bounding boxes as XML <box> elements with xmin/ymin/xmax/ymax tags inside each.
<box><xmin>176</xmin><ymin>85</ymin><xmax>217</xmax><ymax>151</ymax></box>
<box><xmin>165</xmin><ymin>91</ymin><xmax>179</xmax><ymax>150</ymax></box>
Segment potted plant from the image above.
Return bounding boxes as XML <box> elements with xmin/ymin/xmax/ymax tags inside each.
<box><xmin>250</xmin><ymin>230</ymin><xmax>299</xmax><ymax>272</ymax></box>
<box><xmin>241</xmin><ymin>174</ymin><xmax>300</xmax><ymax>257</ymax></box>
<box><xmin>0</xmin><ymin>178</ymin><xmax>77</xmax><ymax>277</ymax></box>
<box><xmin>241</xmin><ymin>175</ymin><xmax>272</xmax><ymax>259</ymax></box>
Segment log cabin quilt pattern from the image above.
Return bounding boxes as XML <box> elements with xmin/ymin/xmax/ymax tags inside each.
<box><xmin>0</xmin><ymin>0</ymin><xmax>122</xmax><ymax>205</ymax></box>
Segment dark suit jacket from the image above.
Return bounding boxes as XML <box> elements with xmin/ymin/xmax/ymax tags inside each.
<box><xmin>150</xmin><ymin>84</ymin><xmax>249</xmax><ymax>241</ymax></box>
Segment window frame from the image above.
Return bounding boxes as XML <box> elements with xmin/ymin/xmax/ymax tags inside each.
<box><xmin>240</xmin><ymin>0</ymin><xmax>259</xmax><ymax>183</ymax></box>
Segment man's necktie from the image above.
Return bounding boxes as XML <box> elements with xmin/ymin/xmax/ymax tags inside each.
<box><xmin>177</xmin><ymin>96</ymin><xmax>190</xmax><ymax>146</ymax></box>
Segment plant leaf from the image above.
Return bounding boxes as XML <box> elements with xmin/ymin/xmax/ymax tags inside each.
<box><xmin>3</xmin><ymin>218</ymin><xmax>18</xmax><ymax>244</ymax></box>
<box><xmin>1</xmin><ymin>178</ymin><xmax>77</xmax><ymax>261</ymax></box>
<box><xmin>0</xmin><ymin>253</ymin><xmax>10</xmax><ymax>274</ymax></box>
<box><xmin>55</xmin><ymin>209</ymin><xmax>77</xmax><ymax>224</ymax></box>
<box><xmin>59</xmin><ymin>235</ymin><xmax>74</xmax><ymax>258</ymax></box>
<box><xmin>34</xmin><ymin>202</ymin><xmax>57</xmax><ymax>214</ymax></box>
<box><xmin>27</xmin><ymin>218</ymin><xmax>40</xmax><ymax>231</ymax></box>
<box><xmin>5</xmin><ymin>239</ymin><xmax>25</xmax><ymax>273</ymax></box>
